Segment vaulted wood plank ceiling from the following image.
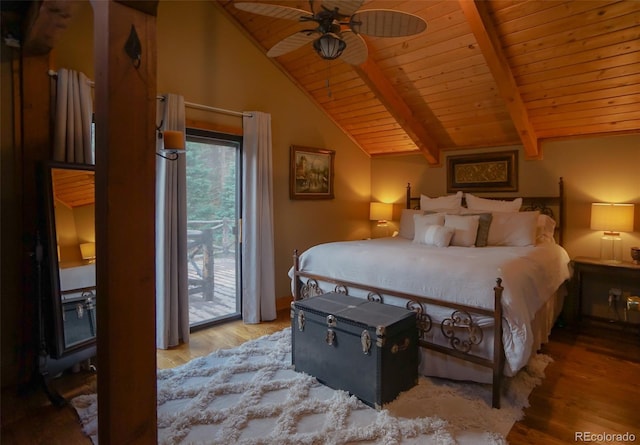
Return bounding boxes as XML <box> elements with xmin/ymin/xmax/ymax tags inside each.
<box><xmin>52</xmin><ymin>168</ymin><xmax>95</xmax><ymax>208</ymax></box>
<box><xmin>217</xmin><ymin>0</ymin><xmax>640</xmax><ymax>164</ymax></box>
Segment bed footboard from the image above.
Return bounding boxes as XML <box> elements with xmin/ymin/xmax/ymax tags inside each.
<box><xmin>292</xmin><ymin>249</ymin><xmax>506</xmax><ymax>409</ymax></box>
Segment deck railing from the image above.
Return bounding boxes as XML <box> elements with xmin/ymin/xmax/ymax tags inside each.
<box><xmin>187</xmin><ymin>219</ymin><xmax>236</xmax><ymax>301</ymax></box>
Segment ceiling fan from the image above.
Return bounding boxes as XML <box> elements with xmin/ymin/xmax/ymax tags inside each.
<box><xmin>234</xmin><ymin>0</ymin><xmax>427</xmax><ymax>65</ymax></box>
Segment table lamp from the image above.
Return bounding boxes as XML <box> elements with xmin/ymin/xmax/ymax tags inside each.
<box><xmin>80</xmin><ymin>242</ymin><xmax>96</xmax><ymax>264</ymax></box>
<box><xmin>370</xmin><ymin>202</ymin><xmax>392</xmax><ymax>226</ymax></box>
<box><xmin>370</xmin><ymin>202</ymin><xmax>393</xmax><ymax>238</ymax></box>
<box><xmin>590</xmin><ymin>203</ymin><xmax>634</xmax><ymax>262</ymax></box>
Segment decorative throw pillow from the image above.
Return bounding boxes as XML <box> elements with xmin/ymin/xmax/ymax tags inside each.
<box><xmin>465</xmin><ymin>193</ymin><xmax>522</xmax><ymax>212</ymax></box>
<box><xmin>413</xmin><ymin>213</ymin><xmax>446</xmax><ymax>244</ymax></box>
<box><xmin>459</xmin><ymin>211</ymin><xmax>493</xmax><ymax>247</ymax></box>
<box><xmin>487</xmin><ymin>211</ymin><xmax>540</xmax><ymax>247</ymax></box>
<box><xmin>420</xmin><ymin>191</ymin><xmax>463</xmax><ymax>212</ymax></box>
<box><xmin>417</xmin><ymin>224</ymin><xmax>455</xmax><ymax>247</ymax></box>
<box><xmin>444</xmin><ymin>214</ymin><xmax>480</xmax><ymax>247</ymax></box>
<box><xmin>398</xmin><ymin>209</ymin><xmax>424</xmax><ymax>240</ymax></box>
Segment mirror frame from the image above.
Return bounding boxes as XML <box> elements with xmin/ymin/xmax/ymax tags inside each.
<box><xmin>41</xmin><ymin>161</ymin><xmax>96</xmax><ymax>359</ymax></box>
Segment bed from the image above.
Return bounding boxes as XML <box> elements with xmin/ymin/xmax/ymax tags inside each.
<box><xmin>289</xmin><ymin>178</ymin><xmax>571</xmax><ymax>408</ymax></box>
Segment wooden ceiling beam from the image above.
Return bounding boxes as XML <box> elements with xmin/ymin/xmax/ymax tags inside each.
<box><xmin>458</xmin><ymin>0</ymin><xmax>540</xmax><ymax>159</ymax></box>
<box><xmin>354</xmin><ymin>58</ymin><xmax>440</xmax><ymax>165</ymax></box>
<box><xmin>22</xmin><ymin>0</ymin><xmax>80</xmax><ymax>55</ymax></box>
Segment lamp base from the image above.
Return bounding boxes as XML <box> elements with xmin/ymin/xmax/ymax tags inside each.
<box><xmin>600</xmin><ymin>233</ymin><xmax>623</xmax><ymax>263</ymax></box>
<box><xmin>631</xmin><ymin>247</ymin><xmax>640</xmax><ymax>264</ymax></box>
<box><xmin>372</xmin><ymin>223</ymin><xmax>390</xmax><ymax>238</ymax></box>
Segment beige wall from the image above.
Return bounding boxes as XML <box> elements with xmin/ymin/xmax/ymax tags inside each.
<box><xmin>56</xmin><ymin>203</ymin><xmax>96</xmax><ymax>268</ymax></box>
<box><xmin>53</xmin><ymin>2</ymin><xmax>371</xmax><ymax>300</ymax></box>
<box><xmin>372</xmin><ymin>134</ymin><xmax>640</xmax><ymax>262</ymax></box>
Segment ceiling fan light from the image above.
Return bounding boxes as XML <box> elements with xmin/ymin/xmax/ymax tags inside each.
<box><xmin>313</xmin><ymin>33</ymin><xmax>346</xmax><ymax>60</ymax></box>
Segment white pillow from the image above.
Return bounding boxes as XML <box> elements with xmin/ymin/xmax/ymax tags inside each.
<box><xmin>398</xmin><ymin>209</ymin><xmax>424</xmax><ymax>240</ymax></box>
<box><xmin>445</xmin><ymin>214</ymin><xmax>480</xmax><ymax>247</ymax></box>
<box><xmin>413</xmin><ymin>213</ymin><xmax>446</xmax><ymax>244</ymax></box>
<box><xmin>416</xmin><ymin>224</ymin><xmax>455</xmax><ymax>247</ymax></box>
<box><xmin>487</xmin><ymin>211</ymin><xmax>539</xmax><ymax>247</ymax></box>
<box><xmin>536</xmin><ymin>214</ymin><xmax>557</xmax><ymax>244</ymax></box>
<box><xmin>420</xmin><ymin>191</ymin><xmax>463</xmax><ymax>212</ymax></box>
<box><xmin>465</xmin><ymin>193</ymin><xmax>522</xmax><ymax>212</ymax></box>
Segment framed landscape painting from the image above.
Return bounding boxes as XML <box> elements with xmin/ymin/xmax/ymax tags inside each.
<box><xmin>290</xmin><ymin>146</ymin><xmax>335</xmax><ymax>200</ymax></box>
<box><xmin>447</xmin><ymin>150</ymin><xmax>518</xmax><ymax>193</ymax></box>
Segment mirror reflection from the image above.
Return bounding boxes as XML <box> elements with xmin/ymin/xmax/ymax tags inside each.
<box><xmin>50</xmin><ymin>166</ymin><xmax>96</xmax><ymax>350</ymax></box>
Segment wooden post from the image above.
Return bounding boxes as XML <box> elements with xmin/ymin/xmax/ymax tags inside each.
<box><xmin>202</xmin><ymin>228</ymin><xmax>215</xmax><ymax>301</ymax></box>
<box><xmin>492</xmin><ymin>278</ymin><xmax>504</xmax><ymax>409</ymax></box>
<box><xmin>222</xmin><ymin>217</ymin><xmax>231</xmax><ymax>254</ymax></box>
<box><xmin>293</xmin><ymin>249</ymin><xmax>300</xmax><ymax>301</ymax></box>
<box><xmin>92</xmin><ymin>1</ymin><xmax>158</xmax><ymax>443</ymax></box>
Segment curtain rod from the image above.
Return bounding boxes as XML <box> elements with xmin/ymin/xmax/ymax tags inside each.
<box><xmin>48</xmin><ymin>70</ymin><xmax>252</xmax><ymax>118</ymax></box>
<box><xmin>183</xmin><ymin>101</ymin><xmax>251</xmax><ymax>118</ymax></box>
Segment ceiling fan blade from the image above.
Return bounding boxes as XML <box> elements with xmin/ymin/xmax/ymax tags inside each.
<box><xmin>320</xmin><ymin>0</ymin><xmax>364</xmax><ymax>17</ymax></box>
<box><xmin>339</xmin><ymin>29</ymin><xmax>367</xmax><ymax>65</ymax></box>
<box><xmin>351</xmin><ymin>10</ymin><xmax>427</xmax><ymax>37</ymax></box>
<box><xmin>267</xmin><ymin>31</ymin><xmax>319</xmax><ymax>57</ymax></box>
<box><xmin>234</xmin><ymin>2</ymin><xmax>311</xmax><ymax>21</ymax></box>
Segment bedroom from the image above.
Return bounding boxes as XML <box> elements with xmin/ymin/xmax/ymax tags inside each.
<box><xmin>1</xmin><ymin>0</ymin><xmax>639</xmax><ymax>443</ymax></box>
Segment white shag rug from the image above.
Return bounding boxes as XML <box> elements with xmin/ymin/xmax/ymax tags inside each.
<box><xmin>71</xmin><ymin>328</ymin><xmax>551</xmax><ymax>445</ymax></box>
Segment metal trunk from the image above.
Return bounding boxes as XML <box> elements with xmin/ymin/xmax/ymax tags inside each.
<box><xmin>292</xmin><ymin>293</ymin><xmax>418</xmax><ymax>409</ymax></box>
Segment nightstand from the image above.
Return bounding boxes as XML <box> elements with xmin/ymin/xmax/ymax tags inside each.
<box><xmin>571</xmin><ymin>256</ymin><xmax>640</xmax><ymax>327</ymax></box>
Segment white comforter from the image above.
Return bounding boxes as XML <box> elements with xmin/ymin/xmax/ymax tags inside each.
<box><xmin>289</xmin><ymin>237</ymin><xmax>571</xmax><ymax>375</ymax></box>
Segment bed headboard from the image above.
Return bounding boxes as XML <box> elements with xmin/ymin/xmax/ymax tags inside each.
<box><xmin>406</xmin><ymin>177</ymin><xmax>565</xmax><ymax>245</ymax></box>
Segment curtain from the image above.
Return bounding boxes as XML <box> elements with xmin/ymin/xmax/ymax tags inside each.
<box><xmin>52</xmin><ymin>68</ymin><xmax>94</xmax><ymax>164</ymax></box>
<box><xmin>242</xmin><ymin>112</ymin><xmax>277</xmax><ymax>323</ymax></box>
<box><xmin>156</xmin><ymin>94</ymin><xmax>189</xmax><ymax>349</ymax></box>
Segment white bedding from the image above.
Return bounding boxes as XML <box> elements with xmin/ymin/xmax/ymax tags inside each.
<box><xmin>59</xmin><ymin>264</ymin><xmax>96</xmax><ymax>301</ymax></box>
<box><xmin>289</xmin><ymin>237</ymin><xmax>570</xmax><ymax>377</ymax></box>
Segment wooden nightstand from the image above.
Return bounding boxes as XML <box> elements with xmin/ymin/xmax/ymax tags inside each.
<box><xmin>570</xmin><ymin>256</ymin><xmax>640</xmax><ymax>327</ymax></box>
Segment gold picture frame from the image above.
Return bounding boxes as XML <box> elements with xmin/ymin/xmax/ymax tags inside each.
<box><xmin>447</xmin><ymin>150</ymin><xmax>518</xmax><ymax>193</ymax></box>
<box><xmin>290</xmin><ymin>145</ymin><xmax>335</xmax><ymax>200</ymax></box>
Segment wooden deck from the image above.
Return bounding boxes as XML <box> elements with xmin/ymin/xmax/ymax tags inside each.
<box><xmin>188</xmin><ymin>255</ymin><xmax>238</xmax><ymax>325</ymax></box>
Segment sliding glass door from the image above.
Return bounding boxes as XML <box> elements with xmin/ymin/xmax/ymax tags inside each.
<box><xmin>185</xmin><ymin>129</ymin><xmax>241</xmax><ymax>329</ymax></box>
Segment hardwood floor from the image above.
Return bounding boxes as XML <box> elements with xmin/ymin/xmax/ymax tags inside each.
<box><xmin>2</xmin><ymin>312</ymin><xmax>638</xmax><ymax>444</ymax></box>
<box><xmin>506</xmin><ymin>320</ymin><xmax>640</xmax><ymax>444</ymax></box>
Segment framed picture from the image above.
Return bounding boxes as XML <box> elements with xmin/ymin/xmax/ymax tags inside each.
<box><xmin>447</xmin><ymin>150</ymin><xmax>518</xmax><ymax>193</ymax></box>
<box><xmin>290</xmin><ymin>145</ymin><xmax>335</xmax><ymax>200</ymax></box>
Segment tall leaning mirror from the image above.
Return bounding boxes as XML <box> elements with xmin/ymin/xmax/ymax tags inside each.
<box><xmin>41</xmin><ymin>161</ymin><xmax>96</xmax><ymax>360</ymax></box>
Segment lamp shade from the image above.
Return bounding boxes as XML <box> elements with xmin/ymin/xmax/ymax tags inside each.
<box><xmin>313</xmin><ymin>33</ymin><xmax>346</xmax><ymax>60</ymax></box>
<box><xmin>369</xmin><ymin>202</ymin><xmax>393</xmax><ymax>222</ymax></box>
<box><xmin>590</xmin><ymin>203</ymin><xmax>635</xmax><ymax>233</ymax></box>
<box><xmin>80</xmin><ymin>242</ymin><xmax>96</xmax><ymax>261</ymax></box>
